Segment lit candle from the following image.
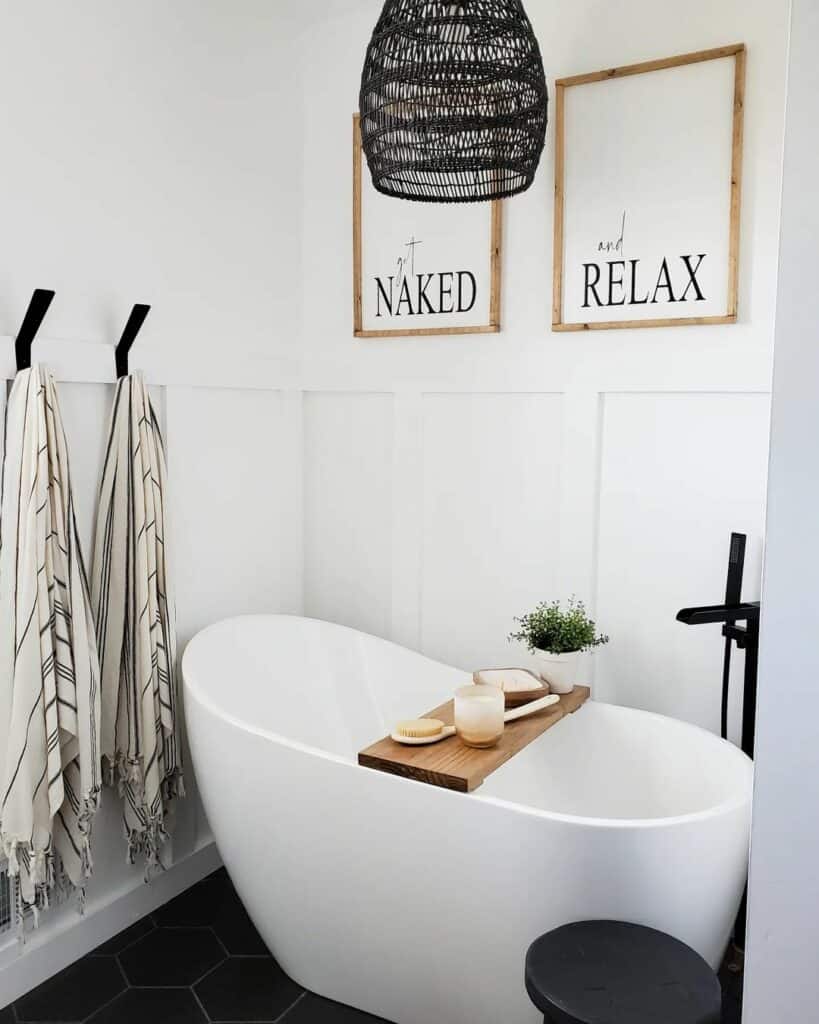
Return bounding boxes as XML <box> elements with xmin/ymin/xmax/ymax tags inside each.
<box><xmin>454</xmin><ymin>684</ymin><xmax>505</xmax><ymax>748</ymax></box>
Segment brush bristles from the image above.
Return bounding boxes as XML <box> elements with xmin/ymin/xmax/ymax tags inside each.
<box><xmin>395</xmin><ymin>718</ymin><xmax>445</xmax><ymax>739</ymax></box>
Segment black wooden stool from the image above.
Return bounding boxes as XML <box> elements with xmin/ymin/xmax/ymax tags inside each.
<box><xmin>525</xmin><ymin>921</ymin><xmax>722</xmax><ymax>1024</ymax></box>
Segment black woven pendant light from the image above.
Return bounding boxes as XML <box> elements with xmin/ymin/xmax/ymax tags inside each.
<box><xmin>359</xmin><ymin>0</ymin><xmax>548</xmax><ymax>203</ymax></box>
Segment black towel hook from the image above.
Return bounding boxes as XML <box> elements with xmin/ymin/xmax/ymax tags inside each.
<box><xmin>15</xmin><ymin>289</ymin><xmax>56</xmax><ymax>372</ymax></box>
<box><xmin>115</xmin><ymin>304</ymin><xmax>151</xmax><ymax>378</ymax></box>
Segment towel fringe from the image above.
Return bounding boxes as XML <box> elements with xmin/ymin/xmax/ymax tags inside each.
<box><xmin>3</xmin><ymin>784</ymin><xmax>100</xmax><ymax>937</ymax></box>
<box><xmin>124</xmin><ymin>812</ymin><xmax>170</xmax><ymax>882</ymax></box>
<box><xmin>102</xmin><ymin>755</ymin><xmax>183</xmax><ymax>878</ymax></box>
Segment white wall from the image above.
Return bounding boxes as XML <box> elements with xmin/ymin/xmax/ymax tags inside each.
<box><xmin>744</xmin><ymin>1</ymin><xmax>819</xmax><ymax>1019</ymax></box>
<box><xmin>298</xmin><ymin>0</ymin><xmax>787</xmax><ymax>740</ymax></box>
<box><xmin>0</xmin><ymin>0</ymin><xmax>304</xmax><ymax>1004</ymax></box>
<box><xmin>0</xmin><ymin>0</ymin><xmax>303</xmax><ymax>378</ymax></box>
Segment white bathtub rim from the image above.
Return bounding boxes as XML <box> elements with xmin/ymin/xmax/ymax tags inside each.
<box><xmin>182</xmin><ymin>614</ymin><xmax>753</xmax><ymax>833</ymax></box>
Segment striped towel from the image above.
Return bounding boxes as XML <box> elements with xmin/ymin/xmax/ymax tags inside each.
<box><xmin>91</xmin><ymin>372</ymin><xmax>183</xmax><ymax>872</ymax></box>
<box><xmin>0</xmin><ymin>366</ymin><xmax>101</xmax><ymax>915</ymax></box>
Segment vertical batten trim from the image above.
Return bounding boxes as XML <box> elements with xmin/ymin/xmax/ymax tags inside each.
<box><xmin>390</xmin><ymin>393</ymin><xmax>425</xmax><ymax>652</ymax></box>
<box><xmin>280</xmin><ymin>391</ymin><xmax>306</xmax><ymax>616</ymax></box>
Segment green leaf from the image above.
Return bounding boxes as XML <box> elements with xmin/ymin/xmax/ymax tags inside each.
<box><xmin>508</xmin><ymin>597</ymin><xmax>609</xmax><ymax>655</ymax></box>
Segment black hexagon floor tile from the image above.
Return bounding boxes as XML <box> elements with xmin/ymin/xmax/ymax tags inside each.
<box><xmin>155</xmin><ymin>869</ymin><xmax>268</xmax><ymax>955</ymax></box>
<box><xmin>153</xmin><ymin>869</ymin><xmax>227</xmax><ymax>927</ymax></box>
<box><xmin>211</xmin><ymin>891</ymin><xmax>268</xmax><ymax>955</ymax></box>
<box><xmin>284</xmin><ymin>993</ymin><xmax>392</xmax><ymax>1023</ymax></box>
<box><xmin>195</xmin><ymin>956</ymin><xmax>302</xmax><ymax>1022</ymax></box>
<box><xmin>119</xmin><ymin>926</ymin><xmax>224</xmax><ymax>987</ymax></box>
<box><xmin>91</xmin><ymin>915</ymin><xmax>155</xmax><ymax>956</ymax></box>
<box><xmin>7</xmin><ymin>869</ymin><xmax>740</xmax><ymax>1024</ymax></box>
<box><xmin>15</xmin><ymin>956</ymin><xmax>125</xmax><ymax>1022</ymax></box>
<box><xmin>86</xmin><ymin>987</ymin><xmax>207</xmax><ymax>1023</ymax></box>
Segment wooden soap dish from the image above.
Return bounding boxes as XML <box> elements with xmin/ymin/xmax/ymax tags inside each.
<box><xmin>472</xmin><ymin>668</ymin><xmax>548</xmax><ymax>708</ymax></box>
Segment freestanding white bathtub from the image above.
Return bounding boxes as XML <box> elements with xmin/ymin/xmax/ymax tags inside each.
<box><xmin>183</xmin><ymin>615</ymin><xmax>752</xmax><ymax>1024</ymax></box>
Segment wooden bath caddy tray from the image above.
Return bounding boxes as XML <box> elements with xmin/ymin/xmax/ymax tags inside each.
<box><xmin>358</xmin><ymin>685</ymin><xmax>590</xmax><ymax>793</ymax></box>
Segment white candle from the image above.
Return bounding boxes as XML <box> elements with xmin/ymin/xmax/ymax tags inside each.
<box><xmin>454</xmin><ymin>684</ymin><xmax>505</xmax><ymax>748</ymax></box>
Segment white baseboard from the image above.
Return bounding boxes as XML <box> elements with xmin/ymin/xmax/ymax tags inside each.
<box><xmin>0</xmin><ymin>841</ymin><xmax>222</xmax><ymax>1009</ymax></box>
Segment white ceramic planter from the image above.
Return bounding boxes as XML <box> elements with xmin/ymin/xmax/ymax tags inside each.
<box><xmin>534</xmin><ymin>649</ymin><xmax>580</xmax><ymax>693</ymax></box>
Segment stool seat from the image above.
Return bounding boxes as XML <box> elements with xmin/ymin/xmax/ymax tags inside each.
<box><xmin>525</xmin><ymin>921</ymin><xmax>722</xmax><ymax>1024</ymax></box>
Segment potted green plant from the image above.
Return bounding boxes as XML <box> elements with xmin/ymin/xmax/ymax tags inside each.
<box><xmin>508</xmin><ymin>598</ymin><xmax>609</xmax><ymax>693</ymax></box>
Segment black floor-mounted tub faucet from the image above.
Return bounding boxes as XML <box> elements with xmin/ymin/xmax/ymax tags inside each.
<box><xmin>677</xmin><ymin>532</ymin><xmax>759</xmax><ymax>953</ymax></box>
<box><xmin>676</xmin><ymin>532</ymin><xmax>760</xmax><ymax>758</ymax></box>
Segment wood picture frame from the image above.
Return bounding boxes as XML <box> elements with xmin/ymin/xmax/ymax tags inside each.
<box><xmin>552</xmin><ymin>44</ymin><xmax>746</xmax><ymax>331</ymax></box>
<box><xmin>353</xmin><ymin>114</ymin><xmax>503</xmax><ymax>338</ymax></box>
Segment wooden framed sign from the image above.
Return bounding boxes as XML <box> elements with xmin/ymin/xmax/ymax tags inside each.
<box><xmin>353</xmin><ymin>114</ymin><xmax>503</xmax><ymax>338</ymax></box>
<box><xmin>552</xmin><ymin>44</ymin><xmax>746</xmax><ymax>331</ymax></box>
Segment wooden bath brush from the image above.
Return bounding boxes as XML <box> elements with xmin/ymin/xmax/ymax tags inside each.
<box><xmin>391</xmin><ymin>719</ymin><xmax>456</xmax><ymax>745</ymax></box>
